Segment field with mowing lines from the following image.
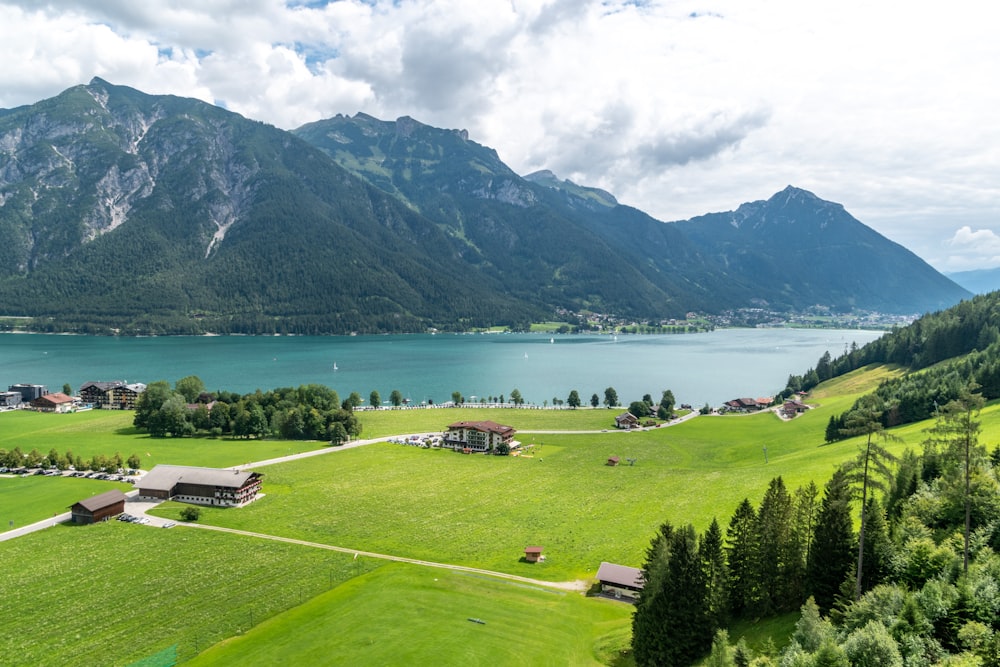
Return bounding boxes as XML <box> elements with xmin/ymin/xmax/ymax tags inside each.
<box><xmin>0</xmin><ymin>521</ymin><xmax>374</xmax><ymax>666</ymax></box>
<box><xmin>187</xmin><ymin>562</ymin><xmax>633</xmax><ymax>666</ymax></box>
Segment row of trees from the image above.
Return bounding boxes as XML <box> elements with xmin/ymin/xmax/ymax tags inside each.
<box><xmin>0</xmin><ymin>446</ymin><xmax>141</xmax><ymax>473</ymax></box>
<box><xmin>633</xmin><ymin>390</ymin><xmax>1000</xmax><ymax>666</ymax></box>
<box><xmin>133</xmin><ymin>377</ymin><xmax>362</xmax><ymax>442</ymax></box>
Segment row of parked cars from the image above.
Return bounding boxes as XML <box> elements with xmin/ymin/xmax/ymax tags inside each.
<box><xmin>0</xmin><ymin>466</ymin><xmax>140</xmax><ymax>483</ymax></box>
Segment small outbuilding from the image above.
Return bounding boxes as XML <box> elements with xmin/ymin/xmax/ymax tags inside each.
<box><xmin>31</xmin><ymin>392</ymin><xmax>76</xmax><ymax>413</ymax></box>
<box><xmin>524</xmin><ymin>546</ymin><xmax>544</xmax><ymax>563</ymax></box>
<box><xmin>70</xmin><ymin>489</ymin><xmax>126</xmax><ymax>524</ymax></box>
<box><xmin>596</xmin><ymin>561</ymin><xmax>645</xmax><ymax>601</ymax></box>
<box><xmin>607</xmin><ymin>456</ymin><xmax>620</xmax><ymax>467</ymax></box>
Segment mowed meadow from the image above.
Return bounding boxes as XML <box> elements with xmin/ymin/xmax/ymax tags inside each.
<box><xmin>6</xmin><ymin>362</ymin><xmax>981</xmax><ymax>665</ymax></box>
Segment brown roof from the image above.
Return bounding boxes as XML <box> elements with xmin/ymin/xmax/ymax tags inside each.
<box><xmin>596</xmin><ymin>562</ymin><xmax>645</xmax><ymax>589</ymax></box>
<box><xmin>447</xmin><ymin>420</ymin><xmax>515</xmax><ymax>435</ymax></box>
<box><xmin>32</xmin><ymin>392</ymin><xmax>74</xmax><ymax>405</ymax></box>
<box><xmin>524</xmin><ymin>546</ymin><xmax>543</xmax><ymax>554</ymax></box>
<box><xmin>72</xmin><ymin>489</ymin><xmax>126</xmax><ymax>512</ymax></box>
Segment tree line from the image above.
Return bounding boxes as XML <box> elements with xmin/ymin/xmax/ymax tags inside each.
<box><xmin>132</xmin><ymin>376</ymin><xmax>361</xmax><ymax>443</ymax></box>
<box><xmin>632</xmin><ymin>390</ymin><xmax>1000</xmax><ymax>666</ymax></box>
<box><xmin>775</xmin><ymin>291</ymin><xmax>1000</xmax><ymax>440</ymax></box>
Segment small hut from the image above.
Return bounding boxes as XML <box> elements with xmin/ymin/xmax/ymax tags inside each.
<box><xmin>524</xmin><ymin>546</ymin><xmax>544</xmax><ymax>563</ymax></box>
<box><xmin>607</xmin><ymin>456</ymin><xmax>620</xmax><ymax>467</ymax></box>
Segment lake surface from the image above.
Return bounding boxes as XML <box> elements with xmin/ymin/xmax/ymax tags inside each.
<box><xmin>0</xmin><ymin>329</ymin><xmax>883</xmax><ymax>408</ymax></box>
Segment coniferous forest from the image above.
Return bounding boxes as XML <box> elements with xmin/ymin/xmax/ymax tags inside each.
<box><xmin>635</xmin><ymin>291</ymin><xmax>1000</xmax><ymax>665</ymax></box>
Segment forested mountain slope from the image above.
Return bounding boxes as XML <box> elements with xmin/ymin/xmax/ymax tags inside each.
<box><xmin>0</xmin><ymin>81</ymin><xmax>971</xmax><ymax>333</ymax></box>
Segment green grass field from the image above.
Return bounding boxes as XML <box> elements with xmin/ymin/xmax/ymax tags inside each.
<box><xmin>187</xmin><ymin>562</ymin><xmax>633</xmax><ymax>666</ymax></box>
<box><xmin>7</xmin><ymin>362</ymin><xmax>989</xmax><ymax>665</ymax></box>
<box><xmin>0</xmin><ymin>474</ymin><xmax>131</xmax><ymax>530</ymax></box>
<box><xmin>0</xmin><ymin>521</ymin><xmax>373</xmax><ymax>666</ymax></box>
<box><xmin>148</xmin><ymin>365</ymin><xmax>913</xmax><ymax>582</ymax></box>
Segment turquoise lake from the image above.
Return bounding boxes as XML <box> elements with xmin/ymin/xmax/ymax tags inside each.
<box><xmin>0</xmin><ymin>329</ymin><xmax>883</xmax><ymax>408</ymax></box>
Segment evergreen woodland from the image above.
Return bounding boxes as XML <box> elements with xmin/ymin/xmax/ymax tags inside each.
<box><xmin>636</xmin><ymin>292</ymin><xmax>1000</xmax><ymax>665</ymax></box>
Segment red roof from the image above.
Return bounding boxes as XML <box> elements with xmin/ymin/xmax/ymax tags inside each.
<box><xmin>524</xmin><ymin>546</ymin><xmax>543</xmax><ymax>554</ymax></box>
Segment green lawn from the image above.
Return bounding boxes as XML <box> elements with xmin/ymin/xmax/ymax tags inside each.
<box><xmin>0</xmin><ymin>521</ymin><xmax>373</xmax><ymax>667</ymax></box>
<box><xmin>5</xmin><ymin>362</ymin><xmax>979</xmax><ymax>665</ymax></box>
<box><xmin>0</xmin><ymin>474</ymin><xmax>131</xmax><ymax>531</ymax></box>
<box><xmin>150</xmin><ymin>366</ymin><xmax>913</xmax><ymax>582</ymax></box>
<box><xmin>187</xmin><ymin>562</ymin><xmax>633</xmax><ymax>666</ymax></box>
<box><xmin>0</xmin><ymin>409</ymin><xmax>325</xmax><ymax>468</ymax></box>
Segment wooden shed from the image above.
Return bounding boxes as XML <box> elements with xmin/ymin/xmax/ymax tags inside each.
<box><xmin>70</xmin><ymin>489</ymin><xmax>126</xmax><ymax>524</ymax></box>
<box><xmin>607</xmin><ymin>456</ymin><xmax>620</xmax><ymax>466</ymax></box>
<box><xmin>524</xmin><ymin>546</ymin><xmax>544</xmax><ymax>563</ymax></box>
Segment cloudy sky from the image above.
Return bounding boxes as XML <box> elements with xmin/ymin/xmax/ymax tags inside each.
<box><xmin>2</xmin><ymin>0</ymin><xmax>998</xmax><ymax>272</ymax></box>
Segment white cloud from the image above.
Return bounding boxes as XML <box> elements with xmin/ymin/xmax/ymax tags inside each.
<box><xmin>940</xmin><ymin>226</ymin><xmax>1000</xmax><ymax>272</ymax></box>
<box><xmin>1</xmin><ymin>0</ymin><xmax>999</xmax><ymax>270</ymax></box>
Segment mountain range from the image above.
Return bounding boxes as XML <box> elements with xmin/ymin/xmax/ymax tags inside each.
<box><xmin>0</xmin><ymin>79</ymin><xmax>971</xmax><ymax>334</ymax></box>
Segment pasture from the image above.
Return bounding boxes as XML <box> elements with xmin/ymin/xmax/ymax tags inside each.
<box><xmin>187</xmin><ymin>562</ymin><xmax>633</xmax><ymax>666</ymax></box>
<box><xmin>0</xmin><ymin>474</ymin><xmax>131</xmax><ymax>531</ymax></box>
<box><xmin>149</xmin><ymin>365</ymin><xmax>915</xmax><ymax>582</ymax></box>
<box><xmin>0</xmin><ymin>521</ymin><xmax>372</xmax><ymax>666</ymax></box>
<box><xmin>0</xmin><ymin>410</ymin><xmax>325</xmax><ymax>469</ymax></box>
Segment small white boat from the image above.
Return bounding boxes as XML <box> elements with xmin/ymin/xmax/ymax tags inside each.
<box><xmin>333</xmin><ymin>362</ymin><xmax>338</xmax><ymax>371</ymax></box>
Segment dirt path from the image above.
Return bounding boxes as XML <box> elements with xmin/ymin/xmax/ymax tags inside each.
<box><xmin>178</xmin><ymin>521</ymin><xmax>590</xmax><ymax>592</ymax></box>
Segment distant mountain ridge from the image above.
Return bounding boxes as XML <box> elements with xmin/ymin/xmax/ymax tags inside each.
<box><xmin>945</xmin><ymin>268</ymin><xmax>1000</xmax><ymax>295</ymax></box>
<box><xmin>0</xmin><ymin>80</ymin><xmax>971</xmax><ymax>334</ymax></box>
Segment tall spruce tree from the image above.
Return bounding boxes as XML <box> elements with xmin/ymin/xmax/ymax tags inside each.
<box><xmin>858</xmin><ymin>498</ymin><xmax>892</xmax><ymax>593</ymax></box>
<box><xmin>807</xmin><ymin>468</ymin><xmax>856</xmax><ymax>613</ymax></box>
<box><xmin>725</xmin><ymin>498</ymin><xmax>759</xmax><ymax>616</ymax></box>
<box><xmin>632</xmin><ymin>521</ymin><xmax>674</xmax><ymax>666</ymax></box>
<box><xmin>659</xmin><ymin>525</ymin><xmax>712</xmax><ymax>666</ymax></box>
<box><xmin>755</xmin><ymin>477</ymin><xmax>795</xmax><ymax>614</ymax></box>
<box><xmin>700</xmin><ymin>517</ymin><xmax>730</xmax><ymax>630</ymax></box>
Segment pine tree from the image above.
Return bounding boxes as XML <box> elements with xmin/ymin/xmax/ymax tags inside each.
<box><xmin>700</xmin><ymin>517</ymin><xmax>730</xmax><ymax>630</ymax></box>
<box><xmin>755</xmin><ymin>476</ymin><xmax>795</xmax><ymax>613</ymax></box>
<box><xmin>840</xmin><ymin>404</ymin><xmax>898</xmax><ymax>599</ymax></box>
<box><xmin>660</xmin><ymin>525</ymin><xmax>712</xmax><ymax>666</ymax></box>
<box><xmin>807</xmin><ymin>468</ymin><xmax>856</xmax><ymax>613</ymax></box>
<box><xmin>725</xmin><ymin>498</ymin><xmax>759</xmax><ymax>616</ymax></box>
<box><xmin>858</xmin><ymin>498</ymin><xmax>891</xmax><ymax>593</ymax></box>
<box><xmin>632</xmin><ymin>522</ymin><xmax>674</xmax><ymax>666</ymax></box>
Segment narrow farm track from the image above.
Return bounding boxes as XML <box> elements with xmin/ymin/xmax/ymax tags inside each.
<box><xmin>180</xmin><ymin>521</ymin><xmax>590</xmax><ymax>592</ymax></box>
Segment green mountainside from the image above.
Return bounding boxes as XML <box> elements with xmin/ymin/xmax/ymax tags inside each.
<box><xmin>0</xmin><ymin>80</ymin><xmax>972</xmax><ymax>334</ymax></box>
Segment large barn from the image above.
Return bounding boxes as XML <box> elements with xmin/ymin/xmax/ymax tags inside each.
<box><xmin>137</xmin><ymin>465</ymin><xmax>263</xmax><ymax>507</ymax></box>
<box><xmin>70</xmin><ymin>489</ymin><xmax>126</xmax><ymax>524</ymax></box>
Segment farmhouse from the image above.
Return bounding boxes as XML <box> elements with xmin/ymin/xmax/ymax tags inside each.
<box><xmin>614</xmin><ymin>412</ymin><xmax>639</xmax><ymax>429</ymax></box>
<box><xmin>137</xmin><ymin>465</ymin><xmax>263</xmax><ymax>507</ymax></box>
<box><xmin>442</xmin><ymin>420</ymin><xmax>516</xmax><ymax>453</ymax></box>
<box><xmin>782</xmin><ymin>400</ymin><xmax>809</xmax><ymax>418</ymax></box>
<box><xmin>70</xmin><ymin>489</ymin><xmax>126</xmax><ymax>524</ymax></box>
<box><xmin>595</xmin><ymin>561</ymin><xmax>645</xmax><ymax>601</ymax></box>
<box><xmin>722</xmin><ymin>397</ymin><xmax>770</xmax><ymax>413</ymax></box>
<box><xmin>30</xmin><ymin>392</ymin><xmax>76</xmax><ymax>413</ymax></box>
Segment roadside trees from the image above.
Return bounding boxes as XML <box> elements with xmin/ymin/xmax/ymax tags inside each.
<box><xmin>451</xmin><ymin>391</ymin><xmax>463</xmax><ymax>405</ymax></box>
<box><xmin>567</xmin><ymin>390</ymin><xmax>581</xmax><ymax>408</ymax></box>
<box><xmin>510</xmin><ymin>389</ymin><xmax>524</xmax><ymax>406</ymax></box>
<box><xmin>591</xmin><ymin>393</ymin><xmax>600</xmax><ymax>408</ymax></box>
<box><xmin>369</xmin><ymin>390</ymin><xmax>381</xmax><ymax>410</ymax></box>
<box><xmin>389</xmin><ymin>390</ymin><xmax>404</xmax><ymax>407</ymax></box>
